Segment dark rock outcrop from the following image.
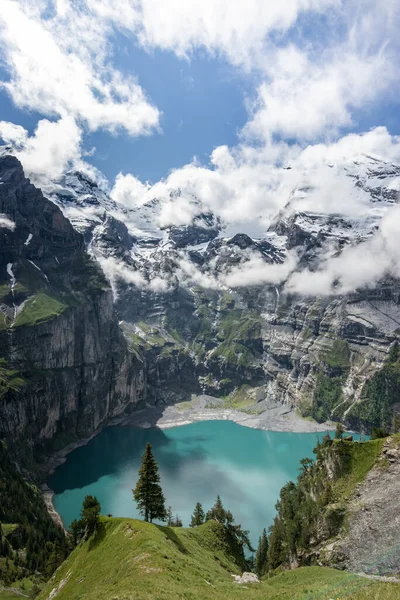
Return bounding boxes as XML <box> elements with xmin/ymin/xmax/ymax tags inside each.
<box><xmin>0</xmin><ymin>156</ymin><xmax>144</xmax><ymax>459</ymax></box>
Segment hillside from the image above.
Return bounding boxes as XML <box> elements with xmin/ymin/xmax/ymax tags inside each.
<box><xmin>267</xmin><ymin>434</ymin><xmax>400</xmax><ymax>575</ymax></box>
<box><xmin>37</xmin><ymin>517</ymin><xmax>399</xmax><ymax>600</ymax></box>
<box><xmin>0</xmin><ymin>442</ymin><xmax>67</xmax><ymax>594</ymax></box>
<box><xmin>46</xmin><ymin>154</ymin><xmax>400</xmax><ymax>433</ymax></box>
<box><xmin>0</xmin><ymin>155</ymin><xmax>144</xmax><ymax>463</ymax></box>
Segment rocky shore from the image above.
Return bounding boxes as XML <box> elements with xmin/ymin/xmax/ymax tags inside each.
<box><xmin>122</xmin><ymin>394</ymin><xmax>335</xmax><ymax>433</ymax></box>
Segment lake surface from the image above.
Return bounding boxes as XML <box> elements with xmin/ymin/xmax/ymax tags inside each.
<box><xmin>49</xmin><ymin>421</ymin><xmax>360</xmax><ymax>544</ymax></box>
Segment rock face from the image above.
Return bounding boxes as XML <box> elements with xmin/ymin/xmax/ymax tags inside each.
<box><xmin>2</xmin><ymin>151</ymin><xmax>400</xmax><ymax>452</ymax></box>
<box><xmin>0</xmin><ymin>156</ymin><xmax>144</xmax><ymax>458</ymax></box>
<box><xmin>41</xmin><ymin>153</ymin><xmax>400</xmax><ymax>432</ymax></box>
<box><xmin>328</xmin><ymin>437</ymin><xmax>400</xmax><ymax>575</ymax></box>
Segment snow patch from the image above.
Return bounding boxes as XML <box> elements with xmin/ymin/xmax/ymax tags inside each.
<box><xmin>28</xmin><ymin>260</ymin><xmax>50</xmax><ymax>283</ymax></box>
<box><xmin>0</xmin><ymin>214</ymin><xmax>16</xmax><ymax>230</ymax></box>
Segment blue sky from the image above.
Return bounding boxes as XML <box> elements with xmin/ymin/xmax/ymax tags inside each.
<box><xmin>0</xmin><ymin>0</ymin><xmax>399</xmax><ymax>193</ymax></box>
<box><xmin>0</xmin><ymin>45</ymin><xmax>254</xmax><ymax>183</ymax></box>
<box><xmin>86</xmin><ymin>47</ymin><xmax>253</xmax><ymax>183</ymax></box>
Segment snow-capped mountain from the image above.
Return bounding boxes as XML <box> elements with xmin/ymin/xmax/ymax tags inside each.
<box><xmin>42</xmin><ymin>153</ymin><xmax>400</xmax><ymax>299</ymax></box>
<box><xmin>1</xmin><ymin>150</ymin><xmax>400</xmax><ymax>435</ymax></box>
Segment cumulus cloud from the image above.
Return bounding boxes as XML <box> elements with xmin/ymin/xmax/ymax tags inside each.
<box><xmin>112</xmin><ymin>173</ymin><xmax>152</xmax><ymax>208</ymax></box>
<box><xmin>0</xmin><ymin>121</ymin><xmax>28</xmax><ymax>146</ymax></box>
<box><xmin>0</xmin><ymin>116</ymin><xmax>82</xmax><ymax>182</ymax></box>
<box><xmin>0</xmin><ymin>0</ymin><xmax>160</xmax><ymax>136</ymax></box>
<box><xmin>286</xmin><ymin>203</ymin><xmax>400</xmax><ymax>296</ymax></box>
<box><xmin>244</xmin><ymin>47</ymin><xmax>394</xmax><ymax>142</ymax></box>
<box><xmin>86</xmin><ymin>0</ymin><xmax>339</xmax><ymax>68</ymax></box>
<box><xmin>113</xmin><ymin>128</ymin><xmax>400</xmax><ymax>230</ymax></box>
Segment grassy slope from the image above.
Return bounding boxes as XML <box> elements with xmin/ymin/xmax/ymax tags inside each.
<box><xmin>38</xmin><ymin>518</ymin><xmax>399</xmax><ymax>600</ymax></box>
<box><xmin>332</xmin><ymin>437</ymin><xmax>386</xmax><ymax>502</ymax></box>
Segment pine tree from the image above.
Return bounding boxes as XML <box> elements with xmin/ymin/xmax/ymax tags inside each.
<box><xmin>190</xmin><ymin>502</ymin><xmax>205</xmax><ymax>527</ymax></box>
<box><xmin>172</xmin><ymin>514</ymin><xmax>183</xmax><ymax>527</ymax></box>
<box><xmin>80</xmin><ymin>495</ymin><xmax>101</xmax><ymax>538</ymax></box>
<box><xmin>335</xmin><ymin>422</ymin><xmax>345</xmax><ymax>440</ymax></box>
<box><xmin>255</xmin><ymin>528</ymin><xmax>268</xmax><ymax>576</ymax></box>
<box><xmin>69</xmin><ymin>519</ymin><xmax>83</xmax><ymax>546</ymax></box>
<box><xmin>206</xmin><ymin>495</ymin><xmax>230</xmax><ymax>524</ymax></box>
<box><xmin>133</xmin><ymin>443</ymin><xmax>167</xmax><ymax>523</ymax></box>
<box><xmin>267</xmin><ymin>518</ymin><xmax>285</xmax><ymax>570</ymax></box>
<box><xmin>166</xmin><ymin>505</ymin><xmax>173</xmax><ymax>526</ymax></box>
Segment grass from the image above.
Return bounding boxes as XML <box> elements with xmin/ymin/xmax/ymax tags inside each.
<box><xmin>332</xmin><ymin>438</ymin><xmax>386</xmax><ymax>502</ymax></box>
<box><xmin>0</xmin><ymin>360</ymin><xmax>25</xmax><ymax>398</ymax></box>
<box><xmin>0</xmin><ymin>591</ymin><xmax>25</xmax><ymax>599</ymax></box>
<box><xmin>1</xmin><ymin>524</ymin><xmax>18</xmax><ymax>537</ymax></box>
<box><xmin>13</xmin><ymin>293</ymin><xmax>66</xmax><ymax>327</ymax></box>
<box><xmin>323</xmin><ymin>340</ymin><xmax>350</xmax><ymax>370</ymax></box>
<box><xmin>206</xmin><ymin>386</ymin><xmax>257</xmax><ymax>410</ymax></box>
<box><xmin>37</xmin><ymin>518</ymin><xmax>400</xmax><ymax>600</ymax></box>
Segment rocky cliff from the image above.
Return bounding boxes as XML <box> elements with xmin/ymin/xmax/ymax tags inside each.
<box><xmin>267</xmin><ymin>434</ymin><xmax>400</xmax><ymax>577</ymax></box>
<box><xmin>43</xmin><ymin>155</ymin><xmax>400</xmax><ymax>432</ymax></box>
<box><xmin>1</xmin><ymin>151</ymin><xmax>399</xmax><ymax>450</ymax></box>
<box><xmin>0</xmin><ymin>156</ymin><xmax>144</xmax><ymax>461</ymax></box>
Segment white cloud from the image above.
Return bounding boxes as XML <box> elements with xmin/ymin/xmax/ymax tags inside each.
<box><xmin>0</xmin><ymin>121</ymin><xmax>28</xmax><ymax>146</ymax></box>
<box><xmin>114</xmin><ymin>128</ymin><xmax>400</xmax><ymax>231</ymax></box>
<box><xmin>285</xmin><ymin>203</ymin><xmax>400</xmax><ymax>296</ymax></box>
<box><xmin>112</xmin><ymin>173</ymin><xmax>152</xmax><ymax>208</ymax></box>
<box><xmin>244</xmin><ymin>46</ymin><xmax>394</xmax><ymax>142</ymax></box>
<box><xmin>94</xmin><ymin>0</ymin><xmax>339</xmax><ymax>68</ymax></box>
<box><xmin>0</xmin><ymin>0</ymin><xmax>160</xmax><ymax>136</ymax></box>
<box><xmin>96</xmin><ymin>254</ymin><xmax>171</xmax><ymax>297</ymax></box>
<box><xmin>0</xmin><ymin>116</ymin><xmax>82</xmax><ymax>182</ymax></box>
<box><xmin>222</xmin><ymin>252</ymin><xmax>298</xmax><ymax>288</ymax></box>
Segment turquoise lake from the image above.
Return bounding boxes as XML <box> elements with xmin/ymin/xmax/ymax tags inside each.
<box><xmin>49</xmin><ymin>420</ymin><xmax>359</xmax><ymax>544</ymax></box>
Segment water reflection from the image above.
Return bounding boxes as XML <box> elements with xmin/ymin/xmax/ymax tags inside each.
<box><xmin>49</xmin><ymin>421</ymin><xmax>335</xmax><ymax>544</ymax></box>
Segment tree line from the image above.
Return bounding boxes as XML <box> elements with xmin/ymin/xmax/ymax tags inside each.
<box><xmin>70</xmin><ymin>442</ymin><xmax>253</xmax><ymax>566</ymax></box>
<box><xmin>67</xmin><ymin>431</ymin><xmax>380</xmax><ymax>579</ymax></box>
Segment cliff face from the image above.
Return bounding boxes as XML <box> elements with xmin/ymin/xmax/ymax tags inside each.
<box><xmin>44</xmin><ymin>156</ymin><xmax>400</xmax><ymax>432</ymax></box>
<box><xmin>118</xmin><ymin>281</ymin><xmax>400</xmax><ymax>430</ymax></box>
<box><xmin>325</xmin><ymin>436</ymin><xmax>400</xmax><ymax>575</ymax></box>
<box><xmin>0</xmin><ymin>156</ymin><xmax>144</xmax><ymax>457</ymax></box>
<box><xmin>266</xmin><ymin>435</ymin><xmax>400</xmax><ymax>576</ymax></box>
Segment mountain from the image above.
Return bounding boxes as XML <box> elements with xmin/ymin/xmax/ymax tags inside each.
<box><xmin>0</xmin><ymin>155</ymin><xmax>144</xmax><ymax>462</ymax></box>
<box><xmin>43</xmin><ymin>153</ymin><xmax>400</xmax><ymax>432</ymax></box>
<box><xmin>0</xmin><ymin>153</ymin><xmax>399</xmax><ymax>597</ymax></box>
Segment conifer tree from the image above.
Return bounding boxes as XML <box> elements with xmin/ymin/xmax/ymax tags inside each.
<box><xmin>69</xmin><ymin>519</ymin><xmax>83</xmax><ymax>546</ymax></box>
<box><xmin>80</xmin><ymin>495</ymin><xmax>101</xmax><ymax>538</ymax></box>
<box><xmin>255</xmin><ymin>528</ymin><xmax>268</xmax><ymax>576</ymax></box>
<box><xmin>206</xmin><ymin>495</ymin><xmax>231</xmax><ymax>524</ymax></box>
<box><xmin>133</xmin><ymin>443</ymin><xmax>167</xmax><ymax>523</ymax></box>
<box><xmin>335</xmin><ymin>422</ymin><xmax>345</xmax><ymax>440</ymax></box>
<box><xmin>190</xmin><ymin>502</ymin><xmax>205</xmax><ymax>527</ymax></box>
<box><xmin>172</xmin><ymin>514</ymin><xmax>183</xmax><ymax>527</ymax></box>
<box><xmin>166</xmin><ymin>505</ymin><xmax>173</xmax><ymax>526</ymax></box>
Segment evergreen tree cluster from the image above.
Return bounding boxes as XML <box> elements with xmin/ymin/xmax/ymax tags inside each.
<box><xmin>0</xmin><ymin>442</ymin><xmax>68</xmax><ymax>587</ymax></box>
<box><xmin>69</xmin><ymin>495</ymin><xmax>101</xmax><ymax>546</ymax></box>
<box><xmin>132</xmin><ymin>444</ymin><xmax>253</xmax><ymax>568</ymax></box>
<box><xmin>265</xmin><ymin>435</ymin><xmax>352</xmax><ymax>572</ymax></box>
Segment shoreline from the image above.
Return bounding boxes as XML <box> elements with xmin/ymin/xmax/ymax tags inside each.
<box><xmin>43</xmin><ymin>396</ymin><xmax>335</xmax><ymax>530</ymax></box>
<box><xmin>121</xmin><ymin>394</ymin><xmax>336</xmax><ymax>434</ymax></box>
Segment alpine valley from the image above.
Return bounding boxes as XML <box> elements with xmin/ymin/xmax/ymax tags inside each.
<box><xmin>1</xmin><ymin>149</ymin><xmax>400</xmax><ymax>599</ymax></box>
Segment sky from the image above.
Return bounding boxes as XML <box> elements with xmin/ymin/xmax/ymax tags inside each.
<box><xmin>1</xmin><ymin>0</ymin><xmax>400</xmax><ymax>298</ymax></box>
<box><xmin>0</xmin><ymin>0</ymin><xmax>399</xmax><ymax>186</ymax></box>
